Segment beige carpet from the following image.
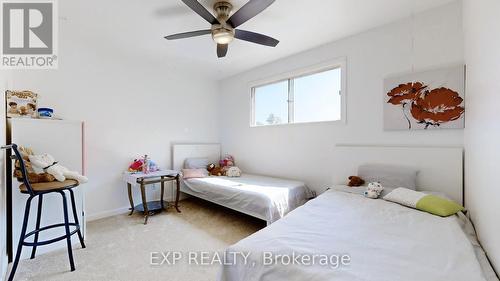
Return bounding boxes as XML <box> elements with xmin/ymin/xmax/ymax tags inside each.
<box><xmin>12</xmin><ymin>198</ymin><xmax>265</xmax><ymax>281</ymax></box>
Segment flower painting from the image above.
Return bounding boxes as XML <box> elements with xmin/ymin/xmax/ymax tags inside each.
<box><xmin>384</xmin><ymin>65</ymin><xmax>465</xmax><ymax>130</ymax></box>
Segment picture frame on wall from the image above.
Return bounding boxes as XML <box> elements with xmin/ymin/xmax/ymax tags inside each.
<box><xmin>383</xmin><ymin>65</ymin><xmax>465</xmax><ymax>131</ymax></box>
<box><xmin>5</xmin><ymin>90</ymin><xmax>38</xmax><ymax>118</ymax></box>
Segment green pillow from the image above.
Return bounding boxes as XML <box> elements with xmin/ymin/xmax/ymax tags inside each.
<box><xmin>416</xmin><ymin>195</ymin><xmax>464</xmax><ymax>217</ymax></box>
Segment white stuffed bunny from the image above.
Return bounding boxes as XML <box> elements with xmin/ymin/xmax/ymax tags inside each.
<box><xmin>364</xmin><ymin>182</ymin><xmax>384</xmax><ymax>199</ymax></box>
<box><xmin>226</xmin><ymin>166</ymin><xmax>242</xmax><ymax>177</ymax></box>
<box><xmin>28</xmin><ymin>153</ymin><xmax>88</xmax><ymax>183</ymax></box>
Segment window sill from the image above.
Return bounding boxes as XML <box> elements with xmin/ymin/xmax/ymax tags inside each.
<box><xmin>250</xmin><ymin>119</ymin><xmax>345</xmax><ymax>128</ymax></box>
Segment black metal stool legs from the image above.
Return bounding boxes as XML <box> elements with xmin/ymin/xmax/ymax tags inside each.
<box><xmin>69</xmin><ymin>189</ymin><xmax>86</xmax><ymax>248</ymax></box>
<box><xmin>8</xmin><ymin>196</ymin><xmax>33</xmax><ymax>281</ymax></box>
<box><xmin>59</xmin><ymin>191</ymin><xmax>76</xmax><ymax>272</ymax></box>
<box><xmin>30</xmin><ymin>194</ymin><xmax>43</xmax><ymax>259</ymax></box>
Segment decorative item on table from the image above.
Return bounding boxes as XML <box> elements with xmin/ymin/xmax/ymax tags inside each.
<box><xmin>5</xmin><ymin>90</ymin><xmax>38</xmax><ymax>118</ymax></box>
<box><xmin>13</xmin><ymin>146</ymin><xmax>55</xmax><ymax>183</ymax></box>
<box><xmin>37</xmin><ymin>107</ymin><xmax>54</xmax><ymax>119</ymax></box>
<box><xmin>127</xmin><ymin>155</ymin><xmax>160</xmax><ymax>174</ymax></box>
<box><xmin>384</xmin><ymin>65</ymin><xmax>465</xmax><ymax>130</ymax></box>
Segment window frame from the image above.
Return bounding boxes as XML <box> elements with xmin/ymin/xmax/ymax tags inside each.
<box><xmin>249</xmin><ymin>57</ymin><xmax>347</xmax><ymax>127</ymax></box>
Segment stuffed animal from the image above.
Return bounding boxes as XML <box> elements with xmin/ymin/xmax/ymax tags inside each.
<box><xmin>13</xmin><ymin>146</ymin><xmax>55</xmax><ymax>183</ymax></box>
<box><xmin>14</xmin><ymin>168</ymin><xmax>55</xmax><ymax>184</ymax></box>
<box><xmin>348</xmin><ymin>176</ymin><xmax>365</xmax><ymax>187</ymax></box>
<box><xmin>29</xmin><ymin>153</ymin><xmax>88</xmax><ymax>183</ymax></box>
<box><xmin>128</xmin><ymin>159</ymin><xmax>143</xmax><ymax>172</ymax></box>
<box><xmin>128</xmin><ymin>156</ymin><xmax>160</xmax><ymax>173</ymax></box>
<box><xmin>226</xmin><ymin>166</ymin><xmax>242</xmax><ymax>177</ymax></box>
<box><xmin>219</xmin><ymin>155</ymin><xmax>235</xmax><ymax>173</ymax></box>
<box><xmin>207</xmin><ymin>163</ymin><xmax>224</xmax><ymax>176</ymax></box>
<box><xmin>364</xmin><ymin>182</ymin><xmax>384</xmax><ymax>199</ymax></box>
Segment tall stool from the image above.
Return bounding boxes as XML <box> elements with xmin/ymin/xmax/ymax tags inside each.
<box><xmin>2</xmin><ymin>144</ymin><xmax>86</xmax><ymax>281</ymax></box>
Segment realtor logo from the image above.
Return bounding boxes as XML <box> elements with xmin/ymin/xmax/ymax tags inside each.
<box><xmin>1</xmin><ymin>0</ymin><xmax>58</xmax><ymax>69</ymax></box>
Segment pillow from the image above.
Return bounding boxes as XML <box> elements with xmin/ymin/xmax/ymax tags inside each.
<box><xmin>358</xmin><ymin>164</ymin><xmax>418</xmax><ymax>190</ymax></box>
<box><xmin>181</xmin><ymin>169</ymin><xmax>208</xmax><ymax>179</ymax></box>
<box><xmin>383</xmin><ymin>187</ymin><xmax>464</xmax><ymax>217</ymax></box>
<box><xmin>184</xmin><ymin>158</ymin><xmax>209</xmax><ymax>169</ymax></box>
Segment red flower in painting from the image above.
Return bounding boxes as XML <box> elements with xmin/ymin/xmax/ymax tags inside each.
<box><xmin>410</xmin><ymin>88</ymin><xmax>465</xmax><ymax>129</ymax></box>
<box><xmin>387</xmin><ymin>82</ymin><xmax>427</xmax><ymax>105</ymax></box>
<box><xmin>386</xmin><ymin>82</ymin><xmax>427</xmax><ymax>129</ymax></box>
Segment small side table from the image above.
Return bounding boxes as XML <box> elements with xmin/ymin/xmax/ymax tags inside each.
<box><xmin>124</xmin><ymin>170</ymin><xmax>181</xmax><ymax>224</ymax></box>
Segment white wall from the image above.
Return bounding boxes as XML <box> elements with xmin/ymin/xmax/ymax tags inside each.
<box><xmin>218</xmin><ymin>2</ymin><xmax>464</xmax><ymax>195</ymax></box>
<box><xmin>8</xmin><ymin>8</ymin><xmax>219</xmax><ymax>220</ymax></box>
<box><xmin>463</xmin><ymin>0</ymin><xmax>500</xmax><ymax>273</ymax></box>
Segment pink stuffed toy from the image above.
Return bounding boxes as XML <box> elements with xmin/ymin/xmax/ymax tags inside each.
<box><xmin>219</xmin><ymin>155</ymin><xmax>235</xmax><ymax>173</ymax></box>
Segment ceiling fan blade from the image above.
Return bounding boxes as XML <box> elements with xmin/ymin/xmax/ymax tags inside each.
<box><xmin>181</xmin><ymin>0</ymin><xmax>219</xmax><ymax>24</ymax></box>
<box><xmin>164</xmin><ymin>29</ymin><xmax>211</xmax><ymax>40</ymax></box>
<box><xmin>234</xmin><ymin>29</ymin><xmax>279</xmax><ymax>47</ymax></box>
<box><xmin>227</xmin><ymin>0</ymin><xmax>275</xmax><ymax>28</ymax></box>
<box><xmin>217</xmin><ymin>44</ymin><xmax>228</xmax><ymax>58</ymax></box>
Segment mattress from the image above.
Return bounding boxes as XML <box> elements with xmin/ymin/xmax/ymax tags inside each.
<box><xmin>218</xmin><ymin>188</ymin><xmax>497</xmax><ymax>281</ymax></box>
<box><xmin>182</xmin><ymin>174</ymin><xmax>313</xmax><ymax>223</ymax></box>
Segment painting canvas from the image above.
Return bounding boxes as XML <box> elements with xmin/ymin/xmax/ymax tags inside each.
<box><xmin>384</xmin><ymin>65</ymin><xmax>465</xmax><ymax>130</ymax></box>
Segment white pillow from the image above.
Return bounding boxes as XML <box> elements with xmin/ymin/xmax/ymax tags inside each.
<box><xmin>358</xmin><ymin>164</ymin><xmax>418</xmax><ymax>190</ymax></box>
<box><xmin>383</xmin><ymin>187</ymin><xmax>426</xmax><ymax>208</ymax></box>
<box><xmin>184</xmin><ymin>158</ymin><xmax>209</xmax><ymax>169</ymax></box>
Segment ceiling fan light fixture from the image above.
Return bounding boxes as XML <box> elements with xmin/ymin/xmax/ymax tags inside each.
<box><xmin>165</xmin><ymin>0</ymin><xmax>280</xmax><ymax>58</ymax></box>
<box><xmin>212</xmin><ymin>28</ymin><xmax>234</xmax><ymax>44</ymax></box>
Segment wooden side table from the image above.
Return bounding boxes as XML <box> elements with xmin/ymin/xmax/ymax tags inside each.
<box><xmin>124</xmin><ymin>170</ymin><xmax>180</xmax><ymax>224</ymax></box>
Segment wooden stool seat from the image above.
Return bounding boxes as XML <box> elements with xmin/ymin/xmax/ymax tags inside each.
<box><xmin>20</xmin><ymin>179</ymin><xmax>79</xmax><ymax>193</ymax></box>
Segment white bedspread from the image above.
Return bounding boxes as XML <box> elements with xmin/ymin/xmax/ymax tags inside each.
<box><xmin>182</xmin><ymin>174</ymin><xmax>313</xmax><ymax>223</ymax></box>
<box><xmin>218</xmin><ymin>188</ymin><xmax>493</xmax><ymax>281</ymax></box>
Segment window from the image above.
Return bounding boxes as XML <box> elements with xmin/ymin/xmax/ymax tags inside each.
<box><xmin>251</xmin><ymin>63</ymin><xmax>345</xmax><ymax>126</ymax></box>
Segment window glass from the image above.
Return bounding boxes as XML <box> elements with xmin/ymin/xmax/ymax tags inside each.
<box><xmin>294</xmin><ymin>68</ymin><xmax>342</xmax><ymax>123</ymax></box>
<box><xmin>251</xmin><ymin>65</ymin><xmax>344</xmax><ymax>126</ymax></box>
<box><xmin>254</xmin><ymin>80</ymin><xmax>288</xmax><ymax>126</ymax></box>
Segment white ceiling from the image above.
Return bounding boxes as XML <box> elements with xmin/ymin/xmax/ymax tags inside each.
<box><xmin>61</xmin><ymin>0</ymin><xmax>457</xmax><ymax>79</ymax></box>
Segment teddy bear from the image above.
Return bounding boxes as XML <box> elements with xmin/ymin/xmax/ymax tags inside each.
<box><xmin>364</xmin><ymin>182</ymin><xmax>384</xmax><ymax>199</ymax></box>
<box><xmin>226</xmin><ymin>166</ymin><xmax>242</xmax><ymax>177</ymax></box>
<box><xmin>29</xmin><ymin>153</ymin><xmax>88</xmax><ymax>183</ymax></box>
<box><xmin>207</xmin><ymin>163</ymin><xmax>225</xmax><ymax>176</ymax></box>
<box><xmin>13</xmin><ymin>146</ymin><xmax>55</xmax><ymax>184</ymax></box>
<box><xmin>348</xmin><ymin>176</ymin><xmax>365</xmax><ymax>187</ymax></box>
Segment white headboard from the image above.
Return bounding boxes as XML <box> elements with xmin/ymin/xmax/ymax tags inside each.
<box><xmin>172</xmin><ymin>144</ymin><xmax>221</xmax><ymax>171</ymax></box>
<box><xmin>332</xmin><ymin>145</ymin><xmax>464</xmax><ymax>204</ymax></box>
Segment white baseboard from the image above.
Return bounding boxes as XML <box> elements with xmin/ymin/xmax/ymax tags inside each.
<box><xmin>86</xmin><ymin>195</ymin><xmax>182</xmax><ymax>222</ymax></box>
<box><xmin>86</xmin><ymin>206</ymin><xmax>130</xmax><ymax>222</ymax></box>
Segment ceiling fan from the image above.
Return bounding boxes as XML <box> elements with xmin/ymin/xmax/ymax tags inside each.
<box><xmin>164</xmin><ymin>0</ymin><xmax>279</xmax><ymax>58</ymax></box>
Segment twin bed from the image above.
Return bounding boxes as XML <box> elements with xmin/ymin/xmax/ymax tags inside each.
<box><xmin>173</xmin><ymin>144</ymin><xmax>313</xmax><ymax>224</ymax></box>
<box><xmin>173</xmin><ymin>144</ymin><xmax>498</xmax><ymax>281</ymax></box>
<box><xmin>218</xmin><ymin>187</ymin><xmax>497</xmax><ymax>281</ymax></box>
